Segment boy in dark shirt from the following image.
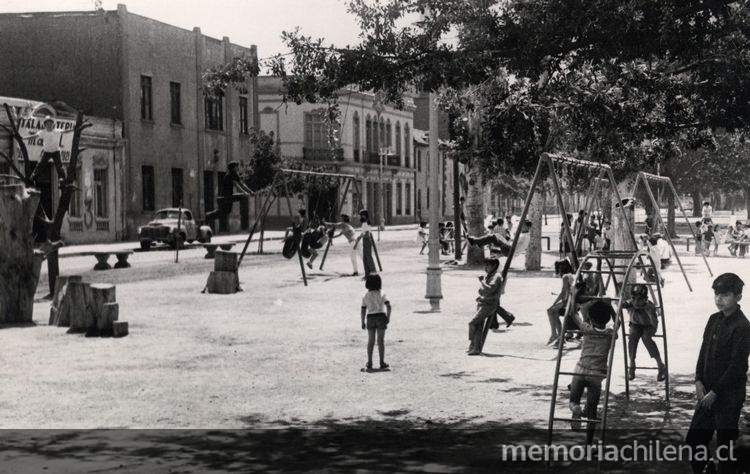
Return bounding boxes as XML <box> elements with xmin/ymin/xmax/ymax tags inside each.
<box><xmin>205</xmin><ymin>161</ymin><xmax>253</xmax><ymax>226</ymax></box>
<box><xmin>685</xmin><ymin>273</ymin><xmax>750</xmax><ymax>474</ymax></box>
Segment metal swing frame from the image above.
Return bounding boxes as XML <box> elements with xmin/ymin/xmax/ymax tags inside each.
<box><xmin>234</xmin><ymin>168</ymin><xmax>368</xmax><ymax>286</ymax></box>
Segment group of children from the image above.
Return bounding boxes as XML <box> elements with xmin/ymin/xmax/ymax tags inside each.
<box><xmin>559</xmin><ymin>211</ymin><xmax>612</xmax><ymax>259</ymax></box>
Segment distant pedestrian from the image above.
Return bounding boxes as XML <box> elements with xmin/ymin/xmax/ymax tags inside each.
<box><xmin>360</xmin><ymin>274</ymin><xmax>391</xmax><ymax>370</ymax></box>
<box><xmin>702</xmin><ymin>201</ymin><xmax>713</xmax><ymax>224</ymax></box>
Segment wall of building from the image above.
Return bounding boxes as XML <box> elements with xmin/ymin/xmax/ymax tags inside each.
<box><xmin>0</xmin><ymin>11</ymin><xmax>123</xmax><ymax>119</ymax></box>
<box><xmin>258</xmin><ymin>79</ymin><xmax>418</xmax><ymax>226</ymax></box>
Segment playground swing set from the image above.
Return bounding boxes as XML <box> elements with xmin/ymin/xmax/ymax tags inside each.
<box><xmin>480</xmin><ymin>152</ymin><xmax>712</xmax><ymax>452</ymax></box>
<box><xmin>234</xmin><ymin>168</ymin><xmax>381</xmax><ymax>286</ymax></box>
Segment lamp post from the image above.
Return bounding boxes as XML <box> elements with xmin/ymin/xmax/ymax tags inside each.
<box><xmin>425</xmin><ymin>91</ymin><xmax>443</xmax><ymax>310</ymax></box>
<box><xmin>373</xmin><ymin>95</ymin><xmax>386</xmax><ymax>241</ymax></box>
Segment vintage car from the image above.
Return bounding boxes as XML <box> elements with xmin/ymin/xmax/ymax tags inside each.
<box><xmin>138</xmin><ymin>208</ymin><xmax>212</xmax><ymax>250</ymax></box>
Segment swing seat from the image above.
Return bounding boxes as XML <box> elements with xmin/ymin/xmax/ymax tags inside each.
<box><xmin>282</xmin><ymin>234</ymin><xmax>300</xmax><ymax>259</ymax></box>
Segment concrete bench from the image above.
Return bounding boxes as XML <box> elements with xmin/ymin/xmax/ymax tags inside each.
<box><xmin>541</xmin><ymin>235</ymin><xmax>551</xmax><ymax>251</ymax></box>
<box><xmin>203</xmin><ymin>243</ymin><xmax>234</xmax><ymax>259</ymax></box>
<box><xmin>93</xmin><ymin>250</ymin><xmax>134</xmax><ymax>270</ymax></box>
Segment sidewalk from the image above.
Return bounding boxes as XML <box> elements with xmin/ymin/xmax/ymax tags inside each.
<box><xmin>57</xmin><ymin>223</ymin><xmax>419</xmax><ymax>258</ymax></box>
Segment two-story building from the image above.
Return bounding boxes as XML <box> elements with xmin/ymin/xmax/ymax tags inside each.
<box><xmin>0</xmin><ymin>5</ymin><xmax>260</xmax><ymax>240</ymax></box>
<box><xmin>258</xmin><ymin>77</ymin><xmax>418</xmax><ymax>227</ymax></box>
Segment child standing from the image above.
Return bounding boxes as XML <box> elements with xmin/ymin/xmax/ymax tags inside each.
<box><xmin>547</xmin><ymin>260</ymin><xmax>577</xmax><ymax>345</ymax></box>
<box><xmin>360</xmin><ymin>274</ymin><xmax>391</xmax><ymax>370</ymax></box>
<box><xmin>703</xmin><ymin>224</ymin><xmax>715</xmax><ymax>257</ymax></box>
<box><xmin>685</xmin><ymin>273</ymin><xmax>750</xmax><ymax>474</ymax></box>
<box><xmin>623</xmin><ymin>284</ymin><xmax>666</xmax><ymax>382</ymax></box>
<box><xmin>694</xmin><ymin>221</ymin><xmax>704</xmax><ymax>256</ymax></box>
<box><xmin>467</xmin><ymin>258</ymin><xmax>503</xmax><ymax>355</ymax></box>
<box><xmin>568</xmin><ymin>301</ymin><xmax>616</xmax><ymax>444</ymax></box>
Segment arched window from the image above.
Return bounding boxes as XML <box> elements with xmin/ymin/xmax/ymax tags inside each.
<box><xmin>365</xmin><ymin>115</ymin><xmax>372</xmax><ymax>153</ymax></box>
<box><xmin>386</xmin><ymin>119</ymin><xmax>392</xmax><ymax>149</ymax></box>
<box><xmin>353</xmin><ymin>112</ymin><xmax>360</xmax><ymax>162</ymax></box>
<box><xmin>404</xmin><ymin>123</ymin><xmax>411</xmax><ymax>168</ymax></box>
<box><xmin>379</xmin><ymin>118</ymin><xmax>386</xmax><ymax>151</ymax></box>
<box><xmin>395</xmin><ymin>122</ymin><xmax>402</xmax><ymax>161</ymax></box>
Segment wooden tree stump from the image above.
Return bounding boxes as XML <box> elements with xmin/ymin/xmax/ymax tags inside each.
<box><xmin>0</xmin><ymin>183</ymin><xmax>42</xmax><ymax>324</ymax></box>
<box><xmin>206</xmin><ymin>271</ymin><xmax>239</xmax><ymax>294</ymax></box>
<box><xmin>112</xmin><ymin>321</ymin><xmax>128</xmax><ymax>338</ymax></box>
<box><xmin>49</xmin><ymin>275</ymin><xmax>82</xmax><ymax>326</ymax></box>
<box><xmin>97</xmin><ymin>302</ymin><xmax>119</xmax><ymax>336</ymax></box>
<box><xmin>214</xmin><ymin>250</ymin><xmax>238</xmax><ymax>271</ymax></box>
<box><xmin>67</xmin><ymin>281</ymin><xmax>92</xmax><ymax>332</ymax></box>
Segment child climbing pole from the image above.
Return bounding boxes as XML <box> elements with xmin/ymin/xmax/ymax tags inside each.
<box><xmin>205</xmin><ymin>161</ymin><xmax>254</xmax><ymax>229</ymax></box>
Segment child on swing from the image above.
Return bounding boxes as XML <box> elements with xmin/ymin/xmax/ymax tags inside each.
<box><xmin>623</xmin><ymin>284</ymin><xmax>666</xmax><ymax>382</ymax></box>
<box><xmin>360</xmin><ymin>274</ymin><xmax>391</xmax><ymax>370</ymax></box>
<box><xmin>568</xmin><ymin>300</ymin><xmax>617</xmax><ymax>444</ymax></box>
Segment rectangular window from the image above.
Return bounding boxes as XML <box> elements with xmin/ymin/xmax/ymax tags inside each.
<box><xmin>417</xmin><ymin>150</ymin><xmax>421</xmax><ymax>172</ymax></box>
<box><xmin>396</xmin><ymin>183</ymin><xmax>402</xmax><ymax>215</ymax></box>
<box><xmin>170</xmin><ymin>82</ymin><xmax>181</xmax><ymax>124</ymax></box>
<box><xmin>405</xmin><ymin>183</ymin><xmax>411</xmax><ymax>215</ymax></box>
<box><xmin>239</xmin><ymin>96</ymin><xmax>249</xmax><ymax>134</ymax></box>
<box><xmin>142</xmin><ymin>165</ymin><xmax>155</xmax><ymax>211</ymax></box>
<box><xmin>94</xmin><ymin>168</ymin><xmax>108</xmax><ymax>218</ymax></box>
<box><xmin>417</xmin><ymin>189</ymin><xmax>422</xmax><ymax>215</ymax></box>
<box><xmin>171</xmin><ymin>168</ymin><xmax>184</xmax><ymax>207</ymax></box>
<box><xmin>205</xmin><ymin>95</ymin><xmax>224</xmax><ymax>131</ymax></box>
<box><xmin>140</xmin><ymin>75</ymin><xmax>152</xmax><ymax>120</ymax></box>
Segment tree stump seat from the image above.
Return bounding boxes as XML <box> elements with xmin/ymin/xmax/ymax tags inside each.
<box><xmin>541</xmin><ymin>235</ymin><xmax>550</xmax><ymax>250</ymax></box>
<box><xmin>114</xmin><ymin>250</ymin><xmax>133</xmax><ymax>269</ymax></box>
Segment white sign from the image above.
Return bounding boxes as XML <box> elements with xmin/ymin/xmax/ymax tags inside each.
<box><xmin>15</xmin><ymin>115</ymin><xmax>76</xmax><ymax>163</ymax></box>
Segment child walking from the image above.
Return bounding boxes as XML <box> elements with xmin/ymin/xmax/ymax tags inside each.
<box><xmin>685</xmin><ymin>273</ymin><xmax>750</xmax><ymax>474</ymax></box>
<box><xmin>623</xmin><ymin>284</ymin><xmax>666</xmax><ymax>382</ymax></box>
<box><xmin>361</xmin><ymin>274</ymin><xmax>391</xmax><ymax>370</ymax></box>
<box><xmin>568</xmin><ymin>300</ymin><xmax>617</xmax><ymax>444</ymax></box>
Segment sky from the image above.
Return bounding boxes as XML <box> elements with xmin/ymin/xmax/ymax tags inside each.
<box><xmin>0</xmin><ymin>0</ymin><xmax>363</xmax><ymax>60</ymax></box>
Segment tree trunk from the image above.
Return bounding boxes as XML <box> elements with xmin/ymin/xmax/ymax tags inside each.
<box><xmin>693</xmin><ymin>190</ymin><xmax>702</xmax><ymax>218</ymax></box>
<box><xmin>0</xmin><ymin>183</ymin><xmax>43</xmax><ymax>324</ymax></box>
<box><xmin>745</xmin><ymin>187</ymin><xmax>750</xmax><ymax>220</ymax></box>
<box><xmin>465</xmin><ymin>166</ymin><xmax>486</xmax><ymax>265</ymax></box>
<box><xmin>525</xmin><ymin>191</ymin><xmax>542</xmax><ymax>271</ymax></box>
<box><xmin>667</xmin><ymin>191</ymin><xmax>676</xmax><ymax>238</ymax></box>
<box><xmin>453</xmin><ymin>156</ymin><xmax>462</xmax><ymax>260</ymax></box>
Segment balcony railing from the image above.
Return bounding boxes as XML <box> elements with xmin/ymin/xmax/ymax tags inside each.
<box><xmin>303</xmin><ymin>147</ymin><xmax>344</xmax><ymax>161</ymax></box>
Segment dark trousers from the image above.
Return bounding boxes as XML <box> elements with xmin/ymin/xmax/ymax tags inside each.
<box><xmin>497</xmin><ymin>305</ymin><xmax>514</xmax><ymax>325</ymax></box>
<box><xmin>628</xmin><ymin>323</ymin><xmax>660</xmax><ymax>359</ymax></box>
<box><xmin>569</xmin><ymin>374</ymin><xmax>602</xmax><ymax>445</ymax></box>
<box><xmin>205</xmin><ymin>194</ymin><xmax>243</xmax><ymax>221</ymax></box>
<box><xmin>685</xmin><ymin>392</ymin><xmax>744</xmax><ymax>473</ymax></box>
<box><xmin>468</xmin><ymin>303</ymin><xmax>495</xmax><ymax>351</ymax></box>
<box><xmin>29</xmin><ymin>151</ymin><xmax>66</xmax><ymax>182</ymax></box>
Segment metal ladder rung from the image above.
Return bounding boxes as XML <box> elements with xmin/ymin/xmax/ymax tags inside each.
<box><xmin>564</xmin><ymin>330</ymin><xmax>612</xmax><ymax>338</ymax></box>
<box><xmin>625</xmin><ymin>281</ymin><xmax>661</xmax><ymax>286</ymax></box>
<box><xmin>577</xmin><ymin>295</ymin><xmax>618</xmax><ymax>301</ymax></box>
<box><xmin>553</xmin><ymin>416</ymin><xmax>603</xmax><ymax>424</ymax></box>
<box><xmin>579</xmin><ymin>270</ymin><xmax>626</xmax><ymax>275</ymax></box>
<box><xmin>558</xmin><ymin>370</ymin><xmax>608</xmax><ymax>377</ymax></box>
<box><xmin>633</xmin><ymin>366</ymin><xmax>662</xmax><ymax>370</ymax></box>
<box><xmin>624</xmin><ymin>333</ymin><xmax>664</xmax><ymax>338</ymax></box>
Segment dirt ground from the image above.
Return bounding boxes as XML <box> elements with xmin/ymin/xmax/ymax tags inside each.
<box><xmin>1</xmin><ymin>230</ymin><xmax>748</xmax><ymax>472</ymax></box>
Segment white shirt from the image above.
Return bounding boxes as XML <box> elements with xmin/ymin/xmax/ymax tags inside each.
<box><xmin>702</xmin><ymin>205</ymin><xmax>713</xmax><ymax>219</ymax></box>
<box><xmin>362</xmin><ymin>290</ymin><xmax>389</xmax><ymax>315</ymax></box>
<box><xmin>656</xmin><ymin>238</ymin><xmax>670</xmax><ymax>259</ymax></box>
<box><xmin>38</xmin><ymin>129</ymin><xmax>62</xmax><ymax>153</ymax></box>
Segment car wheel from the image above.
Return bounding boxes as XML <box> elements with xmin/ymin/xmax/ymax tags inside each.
<box><xmin>140</xmin><ymin>240</ymin><xmax>151</xmax><ymax>251</ymax></box>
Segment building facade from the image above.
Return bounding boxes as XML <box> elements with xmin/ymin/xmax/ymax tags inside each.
<box><xmin>258</xmin><ymin>77</ymin><xmax>417</xmax><ymax>226</ymax></box>
<box><xmin>0</xmin><ymin>5</ymin><xmax>260</xmax><ymax>240</ymax></box>
<box><xmin>0</xmin><ymin>97</ymin><xmax>125</xmax><ymax>244</ymax></box>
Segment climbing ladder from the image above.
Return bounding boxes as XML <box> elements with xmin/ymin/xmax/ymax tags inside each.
<box><xmin>547</xmin><ymin>249</ymin><xmax>670</xmax><ymax>458</ymax></box>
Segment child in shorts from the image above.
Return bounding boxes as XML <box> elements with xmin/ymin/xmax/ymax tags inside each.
<box><xmin>361</xmin><ymin>274</ymin><xmax>391</xmax><ymax>370</ymax></box>
<box><xmin>623</xmin><ymin>284</ymin><xmax>666</xmax><ymax>382</ymax></box>
<box><xmin>568</xmin><ymin>300</ymin><xmax>617</xmax><ymax>444</ymax></box>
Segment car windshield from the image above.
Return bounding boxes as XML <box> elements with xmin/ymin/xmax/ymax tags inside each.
<box><xmin>154</xmin><ymin>210</ymin><xmax>180</xmax><ymax>220</ymax></box>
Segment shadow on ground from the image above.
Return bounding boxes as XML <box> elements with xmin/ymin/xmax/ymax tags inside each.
<box><xmin>0</xmin><ymin>403</ymin><xmax>711</xmax><ymax>473</ymax></box>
